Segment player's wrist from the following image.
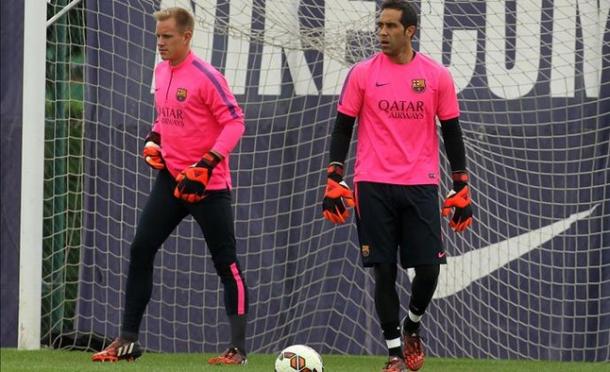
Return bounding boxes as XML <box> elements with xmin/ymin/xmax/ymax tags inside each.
<box><xmin>451</xmin><ymin>170</ymin><xmax>468</xmax><ymax>191</ymax></box>
<box><xmin>196</xmin><ymin>151</ymin><xmax>221</xmax><ymax>169</ymax></box>
<box><xmin>144</xmin><ymin>131</ymin><xmax>161</xmax><ymax>146</ymax></box>
<box><xmin>327</xmin><ymin>161</ymin><xmax>345</xmax><ymax>183</ymax></box>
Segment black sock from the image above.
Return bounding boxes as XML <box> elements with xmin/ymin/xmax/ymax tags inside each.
<box><xmin>119</xmin><ymin>331</ymin><xmax>138</xmax><ymax>342</ymax></box>
<box><xmin>374</xmin><ymin>264</ymin><xmax>402</xmax><ymax>358</ymax></box>
<box><xmin>403</xmin><ymin>315</ymin><xmax>420</xmax><ymax>335</ymax></box>
<box><xmin>389</xmin><ymin>346</ymin><xmax>402</xmax><ymax>358</ymax></box>
<box><xmin>228</xmin><ymin>314</ymin><xmax>247</xmax><ymax>354</ymax></box>
<box><xmin>381</xmin><ymin>323</ymin><xmax>402</xmax><ymax>358</ymax></box>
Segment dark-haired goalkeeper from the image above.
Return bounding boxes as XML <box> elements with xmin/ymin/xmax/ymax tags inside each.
<box><xmin>92</xmin><ymin>7</ymin><xmax>248</xmax><ymax>365</ymax></box>
<box><xmin>321</xmin><ymin>1</ymin><xmax>472</xmax><ymax>371</ymax></box>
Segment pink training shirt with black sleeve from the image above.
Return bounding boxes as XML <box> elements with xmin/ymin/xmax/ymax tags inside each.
<box><xmin>337</xmin><ymin>52</ymin><xmax>460</xmax><ymax>186</ymax></box>
<box><xmin>152</xmin><ymin>51</ymin><xmax>245</xmax><ymax>190</ymax></box>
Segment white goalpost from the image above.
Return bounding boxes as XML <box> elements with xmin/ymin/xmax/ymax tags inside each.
<box><xmin>32</xmin><ymin>0</ymin><xmax>609</xmax><ymax>361</ymax></box>
<box><xmin>19</xmin><ymin>0</ymin><xmax>48</xmax><ymax>350</ymax></box>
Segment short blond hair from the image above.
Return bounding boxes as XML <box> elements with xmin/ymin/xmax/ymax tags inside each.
<box><xmin>153</xmin><ymin>7</ymin><xmax>195</xmax><ymax>34</ymax></box>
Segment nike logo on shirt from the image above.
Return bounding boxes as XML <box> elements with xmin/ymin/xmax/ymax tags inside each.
<box><xmin>375</xmin><ymin>82</ymin><xmax>390</xmax><ymax>87</ymax></box>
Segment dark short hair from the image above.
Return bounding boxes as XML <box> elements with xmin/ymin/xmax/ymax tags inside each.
<box><xmin>380</xmin><ymin>0</ymin><xmax>418</xmax><ymax>29</ymax></box>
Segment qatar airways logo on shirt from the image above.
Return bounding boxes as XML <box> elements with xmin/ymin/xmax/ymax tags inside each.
<box><xmin>158</xmin><ymin>107</ymin><xmax>185</xmax><ymax>128</ymax></box>
<box><xmin>378</xmin><ymin>100</ymin><xmax>425</xmax><ymax>120</ymax></box>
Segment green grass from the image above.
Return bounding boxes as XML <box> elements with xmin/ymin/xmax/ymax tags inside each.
<box><xmin>1</xmin><ymin>349</ymin><xmax>608</xmax><ymax>372</ymax></box>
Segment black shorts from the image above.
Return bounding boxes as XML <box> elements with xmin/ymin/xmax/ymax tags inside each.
<box><xmin>354</xmin><ymin>182</ymin><xmax>446</xmax><ymax>268</ymax></box>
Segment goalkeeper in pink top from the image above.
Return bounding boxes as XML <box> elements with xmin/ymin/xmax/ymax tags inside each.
<box><xmin>92</xmin><ymin>7</ymin><xmax>248</xmax><ymax>365</ymax></box>
<box><xmin>322</xmin><ymin>1</ymin><xmax>473</xmax><ymax>371</ymax></box>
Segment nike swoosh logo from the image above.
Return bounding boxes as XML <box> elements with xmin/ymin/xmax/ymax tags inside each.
<box><xmin>437</xmin><ymin>251</ymin><xmax>446</xmax><ymax>258</ymax></box>
<box><xmin>375</xmin><ymin>82</ymin><xmax>390</xmax><ymax>87</ymax></box>
<box><xmin>407</xmin><ymin>205</ymin><xmax>599</xmax><ymax>299</ymax></box>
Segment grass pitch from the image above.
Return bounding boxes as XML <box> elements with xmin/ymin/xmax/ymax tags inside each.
<box><xmin>1</xmin><ymin>349</ymin><xmax>608</xmax><ymax>372</ymax></box>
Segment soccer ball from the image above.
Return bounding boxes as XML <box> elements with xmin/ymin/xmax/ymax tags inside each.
<box><xmin>274</xmin><ymin>344</ymin><xmax>324</xmax><ymax>372</ymax></box>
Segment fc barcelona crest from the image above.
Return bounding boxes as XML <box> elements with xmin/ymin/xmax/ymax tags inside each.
<box><xmin>176</xmin><ymin>88</ymin><xmax>188</xmax><ymax>102</ymax></box>
<box><xmin>411</xmin><ymin>79</ymin><xmax>426</xmax><ymax>93</ymax></box>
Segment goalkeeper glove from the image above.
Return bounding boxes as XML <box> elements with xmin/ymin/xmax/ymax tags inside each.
<box><xmin>322</xmin><ymin>162</ymin><xmax>355</xmax><ymax>224</ymax></box>
<box><xmin>173</xmin><ymin>152</ymin><xmax>221</xmax><ymax>203</ymax></box>
<box><xmin>442</xmin><ymin>171</ymin><xmax>473</xmax><ymax>232</ymax></box>
<box><xmin>142</xmin><ymin>131</ymin><xmax>165</xmax><ymax>170</ymax></box>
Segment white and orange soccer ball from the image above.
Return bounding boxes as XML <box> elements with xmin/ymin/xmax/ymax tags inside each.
<box><xmin>274</xmin><ymin>344</ymin><xmax>324</xmax><ymax>372</ymax></box>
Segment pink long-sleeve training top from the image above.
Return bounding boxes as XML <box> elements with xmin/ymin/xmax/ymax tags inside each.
<box><xmin>152</xmin><ymin>51</ymin><xmax>245</xmax><ymax>190</ymax></box>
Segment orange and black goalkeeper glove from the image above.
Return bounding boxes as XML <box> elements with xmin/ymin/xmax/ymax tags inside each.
<box><xmin>142</xmin><ymin>131</ymin><xmax>165</xmax><ymax>170</ymax></box>
<box><xmin>322</xmin><ymin>162</ymin><xmax>355</xmax><ymax>224</ymax></box>
<box><xmin>442</xmin><ymin>171</ymin><xmax>473</xmax><ymax>232</ymax></box>
<box><xmin>173</xmin><ymin>152</ymin><xmax>221</xmax><ymax>203</ymax></box>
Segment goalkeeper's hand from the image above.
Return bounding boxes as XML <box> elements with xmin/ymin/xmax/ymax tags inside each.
<box><xmin>442</xmin><ymin>171</ymin><xmax>473</xmax><ymax>232</ymax></box>
<box><xmin>173</xmin><ymin>152</ymin><xmax>221</xmax><ymax>203</ymax></box>
<box><xmin>322</xmin><ymin>162</ymin><xmax>355</xmax><ymax>224</ymax></box>
<box><xmin>142</xmin><ymin>131</ymin><xmax>165</xmax><ymax>170</ymax></box>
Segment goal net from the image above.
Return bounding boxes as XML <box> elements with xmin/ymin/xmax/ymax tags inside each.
<box><xmin>42</xmin><ymin>0</ymin><xmax>609</xmax><ymax>361</ymax></box>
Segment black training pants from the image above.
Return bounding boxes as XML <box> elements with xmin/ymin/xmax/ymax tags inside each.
<box><xmin>121</xmin><ymin>170</ymin><xmax>248</xmax><ymax>338</ymax></box>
